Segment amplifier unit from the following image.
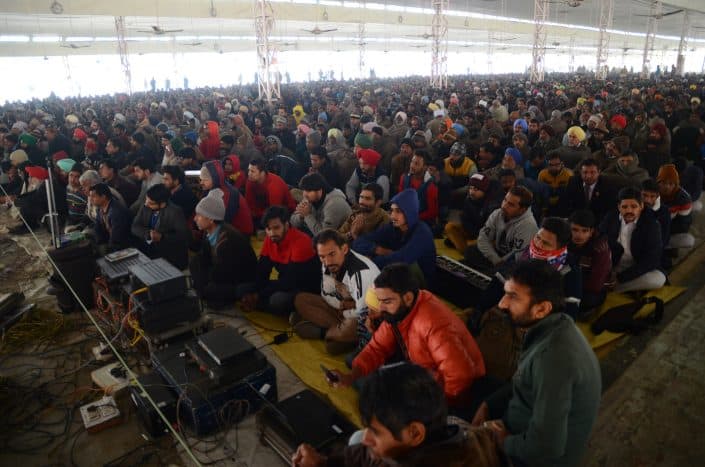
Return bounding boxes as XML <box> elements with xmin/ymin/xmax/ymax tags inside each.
<box><xmin>433</xmin><ymin>255</ymin><xmax>493</xmax><ymax>308</ymax></box>
<box><xmin>129</xmin><ymin>371</ymin><xmax>178</xmax><ymax>438</ymax></box>
<box><xmin>130</xmin><ymin>288</ymin><xmax>201</xmax><ymax>335</ymax></box>
<box><xmin>97</xmin><ymin>248</ymin><xmax>151</xmax><ymax>285</ymax></box>
<box><xmin>128</xmin><ymin>258</ymin><xmax>187</xmax><ymax>304</ymax></box>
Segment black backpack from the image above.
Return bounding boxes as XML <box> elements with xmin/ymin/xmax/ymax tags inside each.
<box><xmin>591</xmin><ymin>296</ymin><xmax>664</xmax><ymax>335</ymax></box>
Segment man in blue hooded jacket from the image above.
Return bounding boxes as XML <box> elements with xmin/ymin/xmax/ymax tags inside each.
<box><xmin>352</xmin><ymin>188</ymin><xmax>436</xmax><ymax>285</ymax></box>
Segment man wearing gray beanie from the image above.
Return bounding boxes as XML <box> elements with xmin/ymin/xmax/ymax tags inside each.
<box><xmin>189</xmin><ymin>189</ymin><xmax>258</xmax><ymax>309</ymax></box>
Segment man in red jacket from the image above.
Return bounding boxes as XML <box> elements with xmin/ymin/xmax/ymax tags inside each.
<box><xmin>245</xmin><ymin>158</ymin><xmax>296</xmax><ymax>226</ymax></box>
<box><xmin>330</xmin><ymin>263</ymin><xmax>486</xmax><ymax>411</ymax></box>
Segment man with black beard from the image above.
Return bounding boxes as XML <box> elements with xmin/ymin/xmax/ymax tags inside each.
<box><xmin>472</xmin><ymin>260</ymin><xmax>601</xmax><ymax>467</ymax></box>
<box><xmin>328</xmin><ymin>263</ymin><xmax>486</xmax><ymax>412</ymax></box>
<box><xmin>338</xmin><ymin>182</ymin><xmax>390</xmax><ymax>242</ymax></box>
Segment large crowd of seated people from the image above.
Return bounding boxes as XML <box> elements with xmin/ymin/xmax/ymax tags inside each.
<box><xmin>2</xmin><ymin>70</ymin><xmax>704</xmax><ymax>466</ymax></box>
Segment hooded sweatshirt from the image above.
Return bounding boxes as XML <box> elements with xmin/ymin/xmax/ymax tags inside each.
<box><xmin>203</xmin><ymin>160</ymin><xmax>253</xmax><ymax>235</ymax></box>
<box><xmin>199</xmin><ymin>121</ymin><xmax>220</xmax><ymax>161</ymax></box>
<box><xmin>224</xmin><ymin>155</ymin><xmax>245</xmax><ymax>190</ymax></box>
<box><xmin>352</xmin><ymin>189</ymin><xmax>437</xmax><ymax>283</ymax></box>
<box><xmin>477</xmin><ymin>207</ymin><xmax>538</xmax><ymax>265</ymax></box>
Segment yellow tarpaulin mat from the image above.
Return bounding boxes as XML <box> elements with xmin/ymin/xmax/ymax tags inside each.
<box><xmin>244</xmin><ymin>311</ymin><xmax>362</xmax><ymax>427</ymax></box>
<box><xmin>576</xmin><ymin>285</ymin><xmax>685</xmax><ymax>353</ymax></box>
<box><xmin>244</xmin><ymin>239</ymin><xmax>685</xmax><ymax>421</ymax></box>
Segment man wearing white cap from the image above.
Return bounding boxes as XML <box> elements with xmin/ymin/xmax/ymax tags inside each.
<box><xmin>189</xmin><ymin>188</ymin><xmax>258</xmax><ymax>309</ymax></box>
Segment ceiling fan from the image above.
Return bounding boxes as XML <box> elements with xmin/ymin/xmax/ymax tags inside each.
<box><xmin>547</xmin><ymin>0</ymin><xmax>583</xmax><ymax>7</ymax></box>
<box><xmin>635</xmin><ymin>8</ymin><xmax>684</xmax><ymax>19</ymax></box>
<box><xmin>405</xmin><ymin>33</ymin><xmax>433</xmax><ymax>40</ymax></box>
<box><xmin>301</xmin><ymin>26</ymin><xmax>338</xmax><ymax>35</ymax></box>
<box><xmin>137</xmin><ymin>25</ymin><xmax>184</xmax><ymax>35</ymax></box>
<box><xmin>60</xmin><ymin>43</ymin><xmax>90</xmax><ymax>49</ymax></box>
<box><xmin>50</xmin><ymin>1</ymin><xmax>64</xmax><ymax>14</ymax></box>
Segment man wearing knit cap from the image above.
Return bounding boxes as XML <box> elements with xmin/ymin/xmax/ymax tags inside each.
<box><xmin>291</xmin><ymin>173</ymin><xmax>351</xmax><ymax>236</ymax></box>
<box><xmin>345</xmin><ymin>148</ymin><xmax>390</xmax><ymax>204</ymax></box>
<box><xmin>189</xmin><ymin>188</ymin><xmax>257</xmax><ymax>309</ymax></box>
<box><xmin>353</xmin><ymin>188</ymin><xmax>437</xmax><ymax>283</ymax></box>
<box><xmin>657</xmin><ymin>164</ymin><xmax>694</xmax><ymax>251</ymax></box>
<box><xmin>444</xmin><ymin>173</ymin><xmax>501</xmax><ymax>252</ymax></box>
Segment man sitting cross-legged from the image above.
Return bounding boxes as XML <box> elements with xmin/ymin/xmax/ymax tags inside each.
<box><xmin>292</xmin><ymin>229</ymin><xmax>380</xmax><ymax>355</ymax></box>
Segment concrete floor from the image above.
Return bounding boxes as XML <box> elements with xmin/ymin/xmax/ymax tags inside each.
<box><xmin>3</xmin><ymin>204</ymin><xmax>705</xmax><ymax>466</ymax></box>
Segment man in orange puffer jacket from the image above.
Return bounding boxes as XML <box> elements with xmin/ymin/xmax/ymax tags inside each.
<box><xmin>330</xmin><ymin>262</ymin><xmax>486</xmax><ymax>410</ymax></box>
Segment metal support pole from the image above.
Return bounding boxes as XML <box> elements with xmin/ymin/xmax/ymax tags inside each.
<box><xmin>255</xmin><ymin>0</ymin><xmax>281</xmax><ymax>103</ymax></box>
<box><xmin>676</xmin><ymin>10</ymin><xmax>690</xmax><ymax>76</ymax></box>
<box><xmin>430</xmin><ymin>0</ymin><xmax>448</xmax><ymax>89</ymax></box>
<box><xmin>487</xmin><ymin>31</ymin><xmax>494</xmax><ymax>75</ymax></box>
<box><xmin>641</xmin><ymin>1</ymin><xmax>662</xmax><ymax>79</ymax></box>
<box><xmin>358</xmin><ymin>22</ymin><xmax>366</xmax><ymax>79</ymax></box>
<box><xmin>114</xmin><ymin>16</ymin><xmax>132</xmax><ymax>95</ymax></box>
<box><xmin>569</xmin><ymin>34</ymin><xmax>576</xmax><ymax>72</ymax></box>
<box><xmin>530</xmin><ymin>0</ymin><xmax>549</xmax><ymax>84</ymax></box>
<box><xmin>595</xmin><ymin>0</ymin><xmax>614</xmax><ymax>80</ymax></box>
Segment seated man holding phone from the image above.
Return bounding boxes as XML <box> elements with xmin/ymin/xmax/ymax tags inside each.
<box><xmin>293</xmin><ymin>363</ymin><xmax>505</xmax><ymax>467</ymax></box>
<box><xmin>326</xmin><ymin>263</ymin><xmax>486</xmax><ymax>412</ymax></box>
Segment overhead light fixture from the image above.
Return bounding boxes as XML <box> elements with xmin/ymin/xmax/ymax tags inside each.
<box><xmin>322</xmin><ymin>8</ymin><xmax>329</xmax><ymax>21</ymax></box>
<box><xmin>50</xmin><ymin>1</ymin><xmax>64</xmax><ymax>15</ymax></box>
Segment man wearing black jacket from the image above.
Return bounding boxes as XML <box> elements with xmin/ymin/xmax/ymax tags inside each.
<box><xmin>557</xmin><ymin>158</ymin><xmax>617</xmax><ymax>224</ymax></box>
<box><xmin>599</xmin><ymin>187</ymin><xmax>666</xmax><ymax>293</ymax></box>
<box><xmin>131</xmin><ymin>184</ymin><xmax>191</xmax><ymax>270</ymax></box>
<box><xmin>190</xmin><ymin>188</ymin><xmax>258</xmax><ymax>309</ymax></box>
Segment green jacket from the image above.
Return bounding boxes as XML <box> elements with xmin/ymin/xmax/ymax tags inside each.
<box><xmin>503</xmin><ymin>313</ymin><xmax>601</xmax><ymax>467</ymax></box>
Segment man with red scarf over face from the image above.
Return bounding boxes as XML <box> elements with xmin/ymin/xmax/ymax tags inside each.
<box><xmin>476</xmin><ymin>217</ymin><xmax>582</xmax><ymax>321</ymax></box>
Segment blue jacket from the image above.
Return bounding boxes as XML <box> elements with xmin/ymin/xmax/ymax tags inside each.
<box><xmin>353</xmin><ymin>189</ymin><xmax>437</xmax><ymax>283</ymax></box>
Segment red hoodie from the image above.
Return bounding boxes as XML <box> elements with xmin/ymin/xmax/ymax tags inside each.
<box><xmin>224</xmin><ymin>155</ymin><xmax>245</xmax><ymax>191</ymax></box>
<box><xmin>199</xmin><ymin>121</ymin><xmax>220</xmax><ymax>161</ymax></box>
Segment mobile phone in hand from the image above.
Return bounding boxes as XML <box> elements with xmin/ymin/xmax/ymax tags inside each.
<box><xmin>320</xmin><ymin>364</ymin><xmax>339</xmax><ymax>383</ymax></box>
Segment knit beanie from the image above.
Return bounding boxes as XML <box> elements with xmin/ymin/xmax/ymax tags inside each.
<box><xmin>656</xmin><ymin>164</ymin><xmax>680</xmax><ymax>187</ymax></box>
<box><xmin>195</xmin><ymin>188</ymin><xmax>226</xmax><ymax>221</ymax></box>
<box><xmin>354</xmin><ymin>133</ymin><xmax>373</xmax><ymax>149</ymax></box>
